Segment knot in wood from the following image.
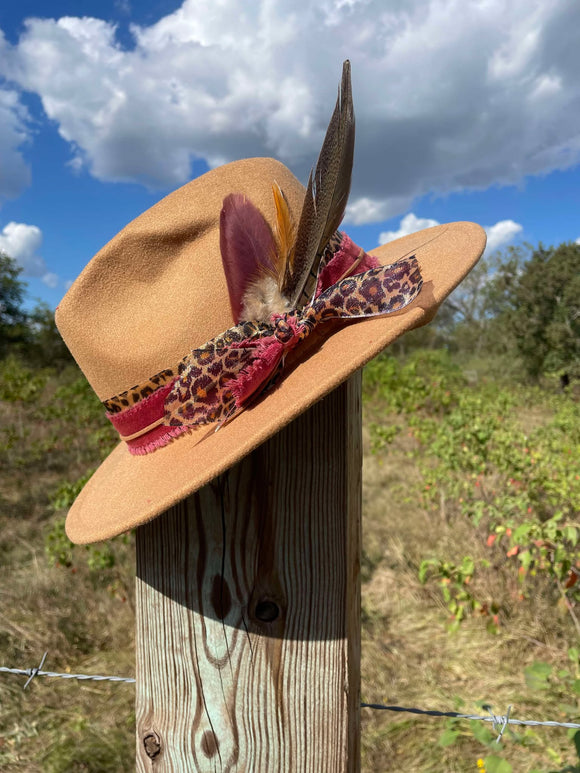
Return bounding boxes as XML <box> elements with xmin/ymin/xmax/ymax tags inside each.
<box><xmin>143</xmin><ymin>732</ymin><xmax>162</xmax><ymax>759</ymax></box>
<box><xmin>254</xmin><ymin>598</ymin><xmax>281</xmax><ymax>622</ymax></box>
<box><xmin>201</xmin><ymin>730</ymin><xmax>219</xmax><ymax>758</ymax></box>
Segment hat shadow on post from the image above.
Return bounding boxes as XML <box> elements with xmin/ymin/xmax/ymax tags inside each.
<box><xmin>136</xmin><ymin>371</ymin><xmax>362</xmax><ymax>642</ymax></box>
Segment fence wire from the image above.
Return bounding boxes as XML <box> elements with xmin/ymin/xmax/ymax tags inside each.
<box><xmin>0</xmin><ymin>653</ymin><xmax>135</xmax><ymax>689</ymax></box>
<box><xmin>2</xmin><ymin>653</ymin><xmax>579</xmax><ymax>743</ymax></box>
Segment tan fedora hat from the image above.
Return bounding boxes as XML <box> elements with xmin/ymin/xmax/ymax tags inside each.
<box><xmin>56</xmin><ymin>65</ymin><xmax>486</xmax><ymax>544</ymax></box>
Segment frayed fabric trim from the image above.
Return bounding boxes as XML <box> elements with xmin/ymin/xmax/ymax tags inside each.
<box><xmin>104</xmin><ymin>235</ymin><xmax>421</xmax><ymax>457</ymax></box>
<box><xmin>231</xmin><ymin>316</ymin><xmax>301</xmax><ymax>406</ymax></box>
<box><xmin>127</xmin><ymin>424</ymin><xmax>189</xmax><ymax>455</ymax></box>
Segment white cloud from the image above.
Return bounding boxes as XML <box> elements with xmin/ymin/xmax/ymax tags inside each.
<box><xmin>529</xmin><ymin>73</ymin><xmax>562</xmax><ymax>101</ymax></box>
<box><xmin>377</xmin><ymin>213</ymin><xmax>523</xmax><ymax>253</ymax></box>
<box><xmin>0</xmin><ymin>0</ymin><xmax>579</xmax><ymax>210</ymax></box>
<box><xmin>42</xmin><ymin>272</ymin><xmax>59</xmax><ymax>289</ymax></box>
<box><xmin>115</xmin><ymin>0</ymin><xmax>131</xmax><ymax>14</ymax></box>
<box><xmin>484</xmin><ymin>219</ymin><xmax>523</xmax><ymax>253</ymax></box>
<box><xmin>0</xmin><ymin>221</ymin><xmax>60</xmax><ymax>287</ymax></box>
<box><xmin>0</xmin><ymin>85</ymin><xmax>31</xmax><ymax>201</ymax></box>
<box><xmin>345</xmin><ymin>194</ymin><xmax>414</xmax><ymax>225</ymax></box>
<box><xmin>379</xmin><ymin>213</ymin><xmax>440</xmax><ymax>245</ymax></box>
<box><xmin>576</xmin><ymin>237</ymin><xmax>580</xmax><ymax>245</ymax></box>
<box><xmin>0</xmin><ymin>222</ymin><xmax>42</xmax><ymax>270</ymax></box>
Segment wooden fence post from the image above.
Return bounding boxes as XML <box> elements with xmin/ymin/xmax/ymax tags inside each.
<box><xmin>135</xmin><ymin>372</ymin><xmax>362</xmax><ymax>771</ymax></box>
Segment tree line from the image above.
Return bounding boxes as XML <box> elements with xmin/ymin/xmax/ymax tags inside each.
<box><xmin>1</xmin><ymin>241</ymin><xmax>578</xmax><ymax>379</ymax></box>
<box><xmin>387</xmin><ymin>240</ymin><xmax>579</xmax><ymax>383</ymax></box>
<box><xmin>0</xmin><ymin>252</ymin><xmax>73</xmax><ymax>367</ymax></box>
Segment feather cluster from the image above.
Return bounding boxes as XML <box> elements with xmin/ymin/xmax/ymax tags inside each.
<box><xmin>220</xmin><ymin>60</ymin><xmax>356</xmax><ymax>324</ymax></box>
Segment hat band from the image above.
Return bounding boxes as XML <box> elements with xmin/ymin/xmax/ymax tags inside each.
<box><xmin>105</xmin><ymin>235</ymin><xmax>423</xmax><ymax>455</ymax></box>
<box><xmin>107</xmin><ymin>382</ymin><xmax>190</xmax><ymax>454</ymax></box>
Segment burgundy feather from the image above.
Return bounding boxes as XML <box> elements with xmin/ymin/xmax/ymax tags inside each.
<box><xmin>220</xmin><ymin>194</ymin><xmax>277</xmax><ymax>323</ymax></box>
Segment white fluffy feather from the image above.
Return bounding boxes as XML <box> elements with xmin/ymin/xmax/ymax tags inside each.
<box><xmin>241</xmin><ymin>277</ymin><xmax>290</xmax><ymax>322</ymax></box>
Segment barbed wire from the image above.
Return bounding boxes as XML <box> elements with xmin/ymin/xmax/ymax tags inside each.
<box><xmin>0</xmin><ymin>652</ymin><xmax>135</xmax><ymax>687</ymax></box>
<box><xmin>2</xmin><ymin>653</ymin><xmax>579</xmax><ymax>743</ymax></box>
<box><xmin>361</xmin><ymin>703</ymin><xmax>580</xmax><ymax>742</ymax></box>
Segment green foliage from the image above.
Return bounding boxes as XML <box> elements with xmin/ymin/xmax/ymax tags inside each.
<box><xmin>45</xmin><ymin>517</ymin><xmax>75</xmax><ymax>568</ymax></box>
<box><xmin>522</xmin><ymin>651</ymin><xmax>580</xmax><ymax>771</ymax></box>
<box><xmin>366</xmin><ymin>351</ymin><xmax>580</xmax><ymax>633</ymax></box>
<box><xmin>47</xmin><ymin>471</ymin><xmax>129</xmax><ymax>575</ymax></box>
<box><xmin>490</xmin><ymin>242</ymin><xmax>580</xmax><ymax>379</ymax></box>
<box><xmin>45</xmin><ymin>517</ymin><xmax>121</xmax><ymax>573</ymax></box>
<box><xmin>0</xmin><ymin>234</ymin><xmax>577</xmax><ymax>770</ymax></box>
<box><xmin>419</xmin><ymin>555</ymin><xmax>492</xmax><ymax>632</ymax></box>
<box><xmin>436</xmin><ymin>698</ymin><xmax>512</xmax><ymax>770</ymax></box>
<box><xmin>27</xmin><ymin>301</ymin><xmax>75</xmax><ymax>368</ymax></box>
<box><xmin>50</xmin><ymin>471</ymin><xmax>95</xmax><ymax>511</ymax></box>
<box><xmin>0</xmin><ymin>252</ymin><xmax>28</xmax><ymax>355</ymax></box>
<box><xmin>0</xmin><ymin>253</ymin><xmax>72</xmax><ymax>367</ymax></box>
<box><xmin>368</xmin><ymin>421</ymin><xmax>401</xmax><ymax>453</ymax></box>
<box><xmin>440</xmin><ymin>252</ymin><xmax>514</xmax><ymax>357</ymax></box>
<box><xmin>483</xmin><ymin>756</ymin><xmax>513</xmax><ymax>773</ymax></box>
<box><xmin>0</xmin><ymin>356</ymin><xmax>51</xmax><ymax>467</ymax></box>
<box><xmin>0</xmin><ymin>359</ymin><xmax>117</xmax><ymax>471</ymax></box>
<box><xmin>46</xmin><ymin>376</ymin><xmax>111</xmax><ymax>428</ymax></box>
<box><xmin>363</xmin><ymin>348</ymin><xmax>466</xmax><ymax>413</ymax></box>
<box><xmin>365</xmin><ymin>347</ymin><xmax>580</xmax><ymax>769</ymax></box>
<box><xmin>41</xmin><ymin>719</ymin><xmax>134</xmax><ymax>773</ymax></box>
<box><xmin>0</xmin><ymin>354</ymin><xmax>48</xmax><ymax>402</ymax></box>
<box><xmin>0</xmin><ymin>362</ymin><xmax>135</xmax><ymax>771</ymax></box>
<box><xmin>387</xmin><ymin>241</ymin><xmax>580</xmax><ymax>383</ymax></box>
<box><xmin>433</xmin><ymin>662</ymin><xmax>580</xmax><ymax>773</ymax></box>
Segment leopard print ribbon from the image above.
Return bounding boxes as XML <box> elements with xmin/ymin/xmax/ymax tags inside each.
<box><xmin>106</xmin><ymin>255</ymin><xmax>422</xmax><ymax>454</ymax></box>
<box><xmin>104</xmin><ymin>227</ymin><xmax>423</xmax><ymax>455</ymax></box>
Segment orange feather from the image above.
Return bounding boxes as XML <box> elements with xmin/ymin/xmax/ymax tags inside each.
<box><xmin>272</xmin><ymin>182</ymin><xmax>296</xmax><ymax>289</ymax></box>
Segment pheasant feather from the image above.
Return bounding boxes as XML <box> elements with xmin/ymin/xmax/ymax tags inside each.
<box><xmin>283</xmin><ymin>59</ymin><xmax>355</xmax><ymax>308</ymax></box>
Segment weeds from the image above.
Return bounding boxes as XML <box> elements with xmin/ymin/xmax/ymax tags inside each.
<box><xmin>361</xmin><ymin>349</ymin><xmax>580</xmax><ymax>771</ymax></box>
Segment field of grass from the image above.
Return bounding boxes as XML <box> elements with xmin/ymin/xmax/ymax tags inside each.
<box><xmin>0</xmin><ymin>351</ymin><xmax>578</xmax><ymax>771</ymax></box>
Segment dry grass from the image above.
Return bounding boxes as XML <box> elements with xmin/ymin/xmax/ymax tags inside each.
<box><xmin>0</xmin><ymin>364</ymin><xmax>135</xmax><ymax>771</ymax></box>
<box><xmin>0</xmin><ymin>542</ymin><xmax>135</xmax><ymax>771</ymax></box>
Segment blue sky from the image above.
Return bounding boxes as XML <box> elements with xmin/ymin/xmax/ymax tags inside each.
<box><xmin>0</xmin><ymin>0</ymin><xmax>579</xmax><ymax>310</ymax></box>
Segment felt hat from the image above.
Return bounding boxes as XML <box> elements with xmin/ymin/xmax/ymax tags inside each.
<box><xmin>56</xmin><ymin>66</ymin><xmax>486</xmax><ymax>545</ymax></box>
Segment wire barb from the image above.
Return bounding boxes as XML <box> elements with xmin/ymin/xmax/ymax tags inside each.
<box><xmin>23</xmin><ymin>651</ymin><xmax>47</xmax><ymax>690</ymax></box>
<box><xmin>487</xmin><ymin>704</ymin><xmax>511</xmax><ymax>743</ymax></box>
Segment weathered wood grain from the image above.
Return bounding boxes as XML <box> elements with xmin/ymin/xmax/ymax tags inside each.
<box><xmin>135</xmin><ymin>374</ymin><xmax>362</xmax><ymax>771</ymax></box>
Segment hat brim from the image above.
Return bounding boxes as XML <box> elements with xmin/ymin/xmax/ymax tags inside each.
<box><xmin>65</xmin><ymin>221</ymin><xmax>486</xmax><ymax>544</ymax></box>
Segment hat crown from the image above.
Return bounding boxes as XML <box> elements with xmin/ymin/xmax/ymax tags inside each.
<box><xmin>56</xmin><ymin>158</ymin><xmax>305</xmax><ymax>400</ymax></box>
